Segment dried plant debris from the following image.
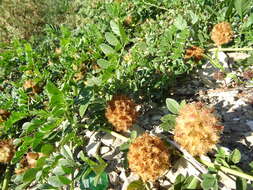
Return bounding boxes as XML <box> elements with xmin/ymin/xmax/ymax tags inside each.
<box><xmin>211</xmin><ymin>22</ymin><xmax>233</xmax><ymax>46</ymax></box>
<box><xmin>174</xmin><ymin>102</ymin><xmax>223</xmax><ymax>156</ymax></box>
<box><xmin>105</xmin><ymin>95</ymin><xmax>138</xmax><ymax>132</ymax></box>
<box><xmin>128</xmin><ymin>133</ymin><xmax>170</xmax><ymax>182</ymax></box>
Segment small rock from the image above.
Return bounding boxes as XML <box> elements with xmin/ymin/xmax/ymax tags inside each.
<box><xmin>109</xmin><ymin>171</ymin><xmax>120</xmax><ymax>186</ymax></box>
<box><xmin>101</xmin><ymin>133</ymin><xmax>116</xmax><ymax>146</ymax></box>
<box><xmin>246</xmin><ymin>120</ymin><xmax>253</xmax><ymax>131</ymax></box>
<box><xmin>100</xmin><ymin>146</ymin><xmax>110</xmax><ymax>155</ymax></box>
<box><xmin>245</xmin><ymin>132</ymin><xmax>253</xmax><ymax>146</ymax></box>
<box><xmin>86</xmin><ymin>142</ymin><xmax>101</xmax><ymax>157</ymax></box>
<box><xmin>159</xmin><ymin>180</ymin><xmax>171</xmax><ymax>188</ymax></box>
<box><xmin>102</xmin><ymin>148</ymin><xmax>119</xmax><ymax>161</ymax></box>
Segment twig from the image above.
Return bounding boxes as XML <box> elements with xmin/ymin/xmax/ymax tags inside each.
<box><xmin>197</xmin><ymin>158</ymin><xmax>253</xmax><ymax>181</ymax></box>
<box><xmin>209</xmin><ymin>47</ymin><xmax>253</xmax><ymax>52</ymax></box>
<box><xmin>166</xmin><ymin>138</ymin><xmax>208</xmax><ymax>174</ymax></box>
<box><xmin>142</xmin><ymin>0</ymin><xmax>170</xmax><ymax>12</ymax></box>
<box><xmin>99</xmin><ymin>127</ymin><xmax>129</xmax><ymax>142</ymax></box>
<box><xmin>2</xmin><ymin>165</ymin><xmax>11</xmax><ymax>190</ymax></box>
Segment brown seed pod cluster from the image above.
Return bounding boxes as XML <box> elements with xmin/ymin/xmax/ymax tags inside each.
<box><xmin>127</xmin><ymin>133</ymin><xmax>170</xmax><ymax>182</ymax></box>
<box><xmin>174</xmin><ymin>102</ymin><xmax>223</xmax><ymax>156</ymax></box>
<box><xmin>105</xmin><ymin>95</ymin><xmax>138</xmax><ymax>132</ymax></box>
<box><xmin>23</xmin><ymin>80</ymin><xmax>42</xmax><ymax>94</ymax></box>
<box><xmin>0</xmin><ymin>140</ymin><xmax>15</xmax><ymax>163</ymax></box>
<box><xmin>242</xmin><ymin>69</ymin><xmax>253</xmax><ymax>80</ymax></box>
<box><xmin>211</xmin><ymin>22</ymin><xmax>233</xmax><ymax>46</ymax></box>
<box><xmin>15</xmin><ymin>152</ymin><xmax>44</xmax><ymax>174</ymax></box>
<box><xmin>184</xmin><ymin>46</ymin><xmax>204</xmax><ymax>61</ymax></box>
<box><xmin>0</xmin><ymin>109</ymin><xmax>11</xmax><ymax>123</ymax></box>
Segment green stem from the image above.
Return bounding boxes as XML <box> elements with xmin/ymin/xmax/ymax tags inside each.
<box><xmin>197</xmin><ymin>158</ymin><xmax>253</xmax><ymax>181</ymax></box>
<box><xmin>101</xmin><ymin>129</ymin><xmax>253</xmax><ymax>182</ymax></box>
<box><xmin>142</xmin><ymin>0</ymin><xmax>170</xmax><ymax>11</ymax></box>
<box><xmin>99</xmin><ymin>127</ymin><xmax>129</xmax><ymax>142</ymax></box>
<box><xmin>2</xmin><ymin>165</ymin><xmax>11</xmax><ymax>190</ymax></box>
<box><xmin>209</xmin><ymin>47</ymin><xmax>253</xmax><ymax>52</ymax></box>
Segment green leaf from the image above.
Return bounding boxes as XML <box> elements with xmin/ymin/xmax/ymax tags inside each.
<box><xmin>174</xmin><ymin>15</ymin><xmax>187</xmax><ymax>30</ymax></box>
<box><xmin>110</xmin><ymin>20</ymin><xmax>121</xmax><ymax>36</ymax></box>
<box><xmin>105</xmin><ymin>32</ymin><xmax>120</xmax><ymax>46</ymax></box>
<box><xmin>234</xmin><ymin>0</ymin><xmax>250</xmax><ymax>18</ymax></box>
<box><xmin>41</xmin><ymin>144</ymin><xmax>54</xmax><ymax>155</ymax></box>
<box><xmin>119</xmin><ymin>142</ymin><xmax>130</xmax><ymax>151</ymax></box>
<box><xmin>45</xmin><ymin>81</ymin><xmax>66</xmax><ymax>109</ymax></box>
<box><xmin>166</xmin><ymin>98</ymin><xmax>180</xmax><ymax>114</ymax></box>
<box><xmin>225</xmin><ymin>0</ymin><xmax>235</xmax><ymax>18</ymax></box>
<box><xmin>160</xmin><ymin>114</ymin><xmax>176</xmax><ymax>131</ymax></box>
<box><xmin>4</xmin><ymin>112</ymin><xmax>28</xmax><ymax>131</ymax></box>
<box><xmin>173</xmin><ymin>174</ymin><xmax>186</xmax><ymax>189</ymax></box>
<box><xmin>127</xmin><ymin>180</ymin><xmax>147</xmax><ymax>190</ymax></box>
<box><xmin>110</xmin><ymin>20</ymin><xmax>127</xmax><ymax>43</ymax></box>
<box><xmin>60</xmin><ymin>145</ymin><xmax>74</xmax><ymax>160</ymax></box>
<box><xmin>230</xmin><ymin>149</ymin><xmax>241</xmax><ymax>164</ymax></box>
<box><xmin>244</xmin><ymin>13</ymin><xmax>253</xmax><ymax>27</ymax></box>
<box><xmin>23</xmin><ymin>168</ymin><xmax>38</xmax><ymax>182</ymax></box>
<box><xmin>183</xmin><ymin>176</ymin><xmax>200</xmax><ymax>189</ymax></box>
<box><xmin>188</xmin><ymin>11</ymin><xmax>198</xmax><ymax>24</ymax></box>
<box><xmin>79</xmin><ymin>104</ymin><xmax>89</xmax><ymax>117</ymax></box>
<box><xmin>236</xmin><ymin>177</ymin><xmax>247</xmax><ymax>190</ymax></box>
<box><xmin>48</xmin><ymin>176</ymin><xmax>71</xmax><ymax>187</ymax></box>
<box><xmin>97</xmin><ymin>59</ymin><xmax>112</xmax><ymax>69</ymax></box>
<box><xmin>80</xmin><ymin>171</ymin><xmax>109</xmax><ymax>190</ymax></box>
<box><xmin>130</xmin><ymin>130</ymin><xmax>137</xmax><ymax>140</ymax></box>
<box><xmin>201</xmin><ymin>174</ymin><xmax>218</xmax><ymax>190</ymax></box>
<box><xmin>99</xmin><ymin>43</ymin><xmax>116</xmax><ymax>56</ymax></box>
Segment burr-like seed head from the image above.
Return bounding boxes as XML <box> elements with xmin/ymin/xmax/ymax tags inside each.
<box><xmin>128</xmin><ymin>133</ymin><xmax>170</xmax><ymax>182</ymax></box>
<box><xmin>105</xmin><ymin>95</ymin><xmax>138</xmax><ymax>132</ymax></box>
<box><xmin>174</xmin><ymin>102</ymin><xmax>223</xmax><ymax>156</ymax></box>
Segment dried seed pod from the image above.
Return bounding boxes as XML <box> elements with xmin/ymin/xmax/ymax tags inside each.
<box><xmin>127</xmin><ymin>133</ymin><xmax>170</xmax><ymax>182</ymax></box>
<box><xmin>211</xmin><ymin>22</ymin><xmax>233</xmax><ymax>46</ymax></box>
<box><xmin>242</xmin><ymin>69</ymin><xmax>253</xmax><ymax>80</ymax></box>
<box><xmin>0</xmin><ymin>109</ymin><xmax>11</xmax><ymax>122</ymax></box>
<box><xmin>23</xmin><ymin>80</ymin><xmax>42</xmax><ymax>94</ymax></box>
<box><xmin>174</xmin><ymin>102</ymin><xmax>223</xmax><ymax>156</ymax></box>
<box><xmin>185</xmin><ymin>46</ymin><xmax>204</xmax><ymax>61</ymax></box>
<box><xmin>15</xmin><ymin>152</ymin><xmax>44</xmax><ymax>174</ymax></box>
<box><xmin>0</xmin><ymin>140</ymin><xmax>15</xmax><ymax>163</ymax></box>
<box><xmin>105</xmin><ymin>95</ymin><xmax>138</xmax><ymax>132</ymax></box>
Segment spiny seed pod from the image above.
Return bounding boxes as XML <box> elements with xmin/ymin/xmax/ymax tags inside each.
<box><xmin>0</xmin><ymin>140</ymin><xmax>15</xmax><ymax>163</ymax></box>
<box><xmin>184</xmin><ymin>46</ymin><xmax>204</xmax><ymax>61</ymax></box>
<box><xmin>105</xmin><ymin>95</ymin><xmax>138</xmax><ymax>132</ymax></box>
<box><xmin>174</xmin><ymin>102</ymin><xmax>223</xmax><ymax>156</ymax></box>
<box><xmin>211</xmin><ymin>22</ymin><xmax>233</xmax><ymax>46</ymax></box>
<box><xmin>127</xmin><ymin>133</ymin><xmax>170</xmax><ymax>182</ymax></box>
<box><xmin>15</xmin><ymin>152</ymin><xmax>44</xmax><ymax>174</ymax></box>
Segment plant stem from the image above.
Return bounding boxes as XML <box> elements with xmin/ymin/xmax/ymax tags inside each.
<box><xmin>2</xmin><ymin>165</ymin><xmax>11</xmax><ymax>190</ymax></box>
<box><xmin>142</xmin><ymin>0</ymin><xmax>170</xmax><ymax>11</ymax></box>
<box><xmin>197</xmin><ymin>158</ymin><xmax>253</xmax><ymax>181</ymax></box>
<box><xmin>209</xmin><ymin>47</ymin><xmax>253</xmax><ymax>52</ymax></box>
<box><xmin>101</xmin><ymin>129</ymin><xmax>253</xmax><ymax>182</ymax></box>
<box><xmin>99</xmin><ymin>127</ymin><xmax>129</xmax><ymax>142</ymax></box>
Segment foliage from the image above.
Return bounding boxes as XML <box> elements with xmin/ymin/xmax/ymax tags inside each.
<box><xmin>0</xmin><ymin>0</ymin><xmax>253</xmax><ymax>189</ymax></box>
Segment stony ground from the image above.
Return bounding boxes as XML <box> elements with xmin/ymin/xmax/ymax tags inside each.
<box><xmin>82</xmin><ymin>53</ymin><xmax>253</xmax><ymax>190</ymax></box>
